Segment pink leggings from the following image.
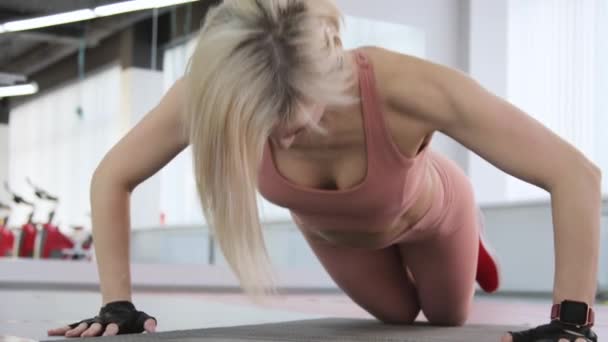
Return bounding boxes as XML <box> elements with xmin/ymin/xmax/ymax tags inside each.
<box><xmin>302</xmin><ymin>153</ymin><xmax>480</xmax><ymax>326</ymax></box>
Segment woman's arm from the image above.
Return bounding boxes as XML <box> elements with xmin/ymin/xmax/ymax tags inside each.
<box><xmin>382</xmin><ymin>47</ymin><xmax>602</xmax><ymax>306</ymax></box>
<box><xmin>91</xmin><ymin>78</ymin><xmax>190</xmax><ymax>305</ymax></box>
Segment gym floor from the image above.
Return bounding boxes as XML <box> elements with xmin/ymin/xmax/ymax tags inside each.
<box><xmin>1</xmin><ymin>290</ymin><xmax>606</xmax><ymax>341</ymax></box>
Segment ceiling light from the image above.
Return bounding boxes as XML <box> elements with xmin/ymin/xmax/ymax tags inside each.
<box><xmin>0</xmin><ymin>83</ymin><xmax>39</xmax><ymax>98</ymax></box>
<box><xmin>3</xmin><ymin>9</ymin><xmax>95</xmax><ymax>32</ymax></box>
<box><xmin>94</xmin><ymin>0</ymin><xmax>198</xmax><ymax>17</ymax></box>
<box><xmin>0</xmin><ymin>1</ymin><xmax>197</xmax><ymax>34</ymax></box>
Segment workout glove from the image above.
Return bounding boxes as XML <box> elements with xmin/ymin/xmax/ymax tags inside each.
<box><xmin>68</xmin><ymin>300</ymin><xmax>156</xmax><ymax>335</ymax></box>
<box><xmin>508</xmin><ymin>321</ymin><xmax>597</xmax><ymax>342</ymax></box>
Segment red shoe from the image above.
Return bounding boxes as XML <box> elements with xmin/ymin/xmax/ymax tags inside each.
<box><xmin>476</xmin><ymin>209</ymin><xmax>501</xmax><ymax>293</ymax></box>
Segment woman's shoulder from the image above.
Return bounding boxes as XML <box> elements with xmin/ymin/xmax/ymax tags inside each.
<box><xmin>356</xmin><ymin>46</ymin><xmax>437</xmax><ymax>86</ymax></box>
<box><xmin>354</xmin><ymin>46</ymin><xmax>437</xmax><ymax>148</ymax></box>
<box><xmin>359</xmin><ymin>45</ymin><xmax>455</xmax><ymax>131</ymax></box>
<box><xmin>354</xmin><ymin>45</ymin><xmax>424</xmax><ymax>66</ymax></box>
<box><xmin>354</xmin><ymin>47</ymin><xmax>427</xmax><ymax>112</ymax></box>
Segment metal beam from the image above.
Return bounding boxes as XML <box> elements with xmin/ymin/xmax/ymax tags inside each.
<box><xmin>4</xmin><ymin>44</ymin><xmax>77</xmax><ymax>77</ymax></box>
<box><xmin>0</xmin><ymin>7</ymin><xmax>35</xmax><ymax>22</ymax></box>
<box><xmin>0</xmin><ymin>72</ymin><xmax>25</xmax><ymax>85</ymax></box>
<box><xmin>1</xmin><ymin>11</ymin><xmax>154</xmax><ymax>76</ymax></box>
<box><xmin>0</xmin><ymin>0</ymin><xmax>120</xmax><ymax>19</ymax></box>
<box><xmin>1</xmin><ymin>22</ymin><xmax>95</xmax><ymax>46</ymax></box>
<box><xmin>0</xmin><ymin>98</ymin><xmax>8</xmax><ymax>124</ymax></box>
<box><xmin>11</xmin><ymin>31</ymin><xmax>92</xmax><ymax>47</ymax></box>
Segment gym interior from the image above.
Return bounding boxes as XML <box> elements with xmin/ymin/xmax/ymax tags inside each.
<box><xmin>0</xmin><ymin>1</ymin><xmax>607</xmax><ymax>341</ymax></box>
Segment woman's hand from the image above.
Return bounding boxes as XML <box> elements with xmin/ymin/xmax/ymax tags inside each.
<box><xmin>501</xmin><ymin>321</ymin><xmax>597</xmax><ymax>342</ymax></box>
<box><xmin>47</xmin><ymin>301</ymin><xmax>157</xmax><ymax>338</ymax></box>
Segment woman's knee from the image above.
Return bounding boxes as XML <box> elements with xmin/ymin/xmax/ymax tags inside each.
<box><xmin>425</xmin><ymin>306</ymin><xmax>470</xmax><ymax>326</ymax></box>
<box><xmin>375</xmin><ymin>306</ymin><xmax>421</xmax><ymax>325</ymax></box>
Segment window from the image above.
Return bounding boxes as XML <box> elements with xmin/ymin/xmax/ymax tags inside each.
<box><xmin>506</xmin><ymin>0</ymin><xmax>606</xmax><ymax>200</ymax></box>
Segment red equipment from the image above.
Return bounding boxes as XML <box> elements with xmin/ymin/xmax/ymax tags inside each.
<box><xmin>0</xmin><ymin>201</ymin><xmax>14</xmax><ymax>257</ymax></box>
<box><xmin>26</xmin><ymin>178</ymin><xmax>92</xmax><ymax>260</ymax></box>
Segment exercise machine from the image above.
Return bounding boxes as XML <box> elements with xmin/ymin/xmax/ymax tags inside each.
<box><xmin>0</xmin><ymin>201</ymin><xmax>14</xmax><ymax>257</ymax></box>
<box><xmin>26</xmin><ymin>179</ymin><xmax>92</xmax><ymax>260</ymax></box>
<box><xmin>4</xmin><ymin>182</ymin><xmax>38</xmax><ymax>258</ymax></box>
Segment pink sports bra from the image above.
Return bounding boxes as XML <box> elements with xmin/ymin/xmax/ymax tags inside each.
<box><xmin>257</xmin><ymin>49</ymin><xmax>432</xmax><ymax>236</ymax></box>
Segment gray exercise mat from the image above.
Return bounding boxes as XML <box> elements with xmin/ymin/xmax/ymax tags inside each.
<box><xmin>42</xmin><ymin>318</ymin><xmax>528</xmax><ymax>342</ymax></box>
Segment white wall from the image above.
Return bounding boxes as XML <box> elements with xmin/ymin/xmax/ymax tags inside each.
<box><xmin>159</xmin><ymin>38</ymin><xmax>206</xmax><ymax>226</ymax></box>
<box><xmin>467</xmin><ymin>0</ymin><xmax>606</xmax><ymax>204</ymax></box>
<box><xmin>121</xmin><ymin>68</ymin><xmax>165</xmax><ymax>229</ymax></box>
<box><xmin>597</xmin><ymin>0</ymin><xmax>608</xmax><ymax>194</ymax></box>
<box><xmin>336</xmin><ymin>0</ymin><xmax>468</xmax><ymax>69</ymax></box>
<box><xmin>467</xmin><ymin>0</ymin><xmax>608</xmax><ymax>295</ymax></box>
<box><xmin>335</xmin><ymin>0</ymin><xmax>471</xmax><ymax>171</ymax></box>
<box><xmin>9</xmin><ymin>65</ymin><xmax>123</xmax><ymax>229</ymax></box>
<box><xmin>507</xmin><ymin>0</ymin><xmax>599</xmax><ymax>202</ymax></box>
<box><xmin>0</xmin><ymin>124</ymin><xmax>8</xmax><ymax>204</ymax></box>
<box><xmin>467</xmin><ymin>0</ymin><xmax>509</xmax><ymax>204</ymax></box>
<box><xmin>341</xmin><ymin>16</ymin><xmax>425</xmax><ymax>57</ymax></box>
<box><xmin>7</xmin><ymin>65</ymin><xmax>164</xmax><ymax>230</ymax></box>
<box><xmin>481</xmin><ymin>199</ymin><xmax>608</xmax><ymax>293</ymax></box>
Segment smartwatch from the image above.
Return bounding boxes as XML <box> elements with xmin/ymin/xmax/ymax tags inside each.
<box><xmin>551</xmin><ymin>300</ymin><xmax>595</xmax><ymax>328</ymax></box>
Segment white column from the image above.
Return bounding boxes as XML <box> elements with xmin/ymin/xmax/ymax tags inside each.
<box><xmin>159</xmin><ymin>39</ymin><xmax>207</xmax><ymax>226</ymax></box>
<box><xmin>506</xmin><ymin>0</ymin><xmax>597</xmax><ymax>201</ymax></box>
<box><xmin>596</xmin><ymin>0</ymin><xmax>608</xmax><ymax>194</ymax></box>
<box><xmin>8</xmin><ymin>66</ymin><xmax>123</xmax><ymax>227</ymax></box>
<box><xmin>467</xmin><ymin>0</ymin><xmax>509</xmax><ymax>204</ymax></box>
<box><xmin>336</xmin><ymin>0</ymin><xmax>467</xmax><ymax>69</ymax></box>
<box><xmin>0</xmin><ymin>124</ymin><xmax>8</xmax><ymax>204</ymax></box>
<box><xmin>121</xmin><ymin>68</ymin><xmax>165</xmax><ymax>229</ymax></box>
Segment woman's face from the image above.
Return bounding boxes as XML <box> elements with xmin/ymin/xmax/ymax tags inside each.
<box><xmin>270</xmin><ymin>103</ymin><xmax>325</xmax><ymax>149</ymax></box>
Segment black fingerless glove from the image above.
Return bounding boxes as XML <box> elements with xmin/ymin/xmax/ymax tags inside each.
<box><xmin>68</xmin><ymin>301</ymin><xmax>156</xmax><ymax>335</ymax></box>
<box><xmin>509</xmin><ymin>320</ymin><xmax>598</xmax><ymax>342</ymax></box>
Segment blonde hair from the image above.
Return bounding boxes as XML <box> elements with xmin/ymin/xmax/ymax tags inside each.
<box><xmin>185</xmin><ymin>0</ymin><xmax>357</xmax><ymax>302</ymax></box>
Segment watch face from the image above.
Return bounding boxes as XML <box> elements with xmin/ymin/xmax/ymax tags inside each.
<box><xmin>560</xmin><ymin>300</ymin><xmax>588</xmax><ymax>325</ymax></box>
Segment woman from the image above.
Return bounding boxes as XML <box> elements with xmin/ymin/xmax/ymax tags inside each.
<box><xmin>48</xmin><ymin>1</ymin><xmax>601</xmax><ymax>341</ymax></box>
